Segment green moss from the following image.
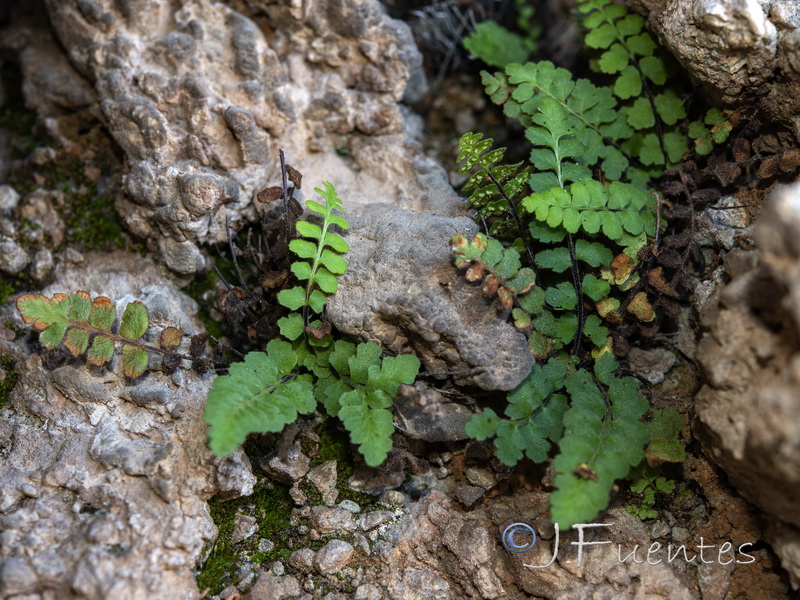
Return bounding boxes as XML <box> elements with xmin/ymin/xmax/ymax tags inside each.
<box><xmin>304</xmin><ymin>420</ymin><xmax>378</xmax><ymax>509</ymax></box>
<box><xmin>0</xmin><ymin>355</ymin><xmax>19</xmax><ymax>409</ymax></box>
<box><xmin>196</xmin><ymin>475</ymin><xmax>294</xmax><ymax>595</ymax></box>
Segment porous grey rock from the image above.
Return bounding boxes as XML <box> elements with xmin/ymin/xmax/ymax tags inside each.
<box><xmin>327</xmin><ymin>208</ymin><xmax>534</xmax><ymax>391</ymax></box>
<box><xmin>313</xmin><ymin>540</ymin><xmax>355</xmax><ymax>575</ymax></box>
<box><xmin>232</xmin><ymin>514</ymin><xmax>259</xmax><ymax>544</ymax></box>
<box><xmin>31</xmin><ymin>248</ymin><xmax>55</xmax><ymax>283</ymax></box>
<box><xmin>0</xmin><ymin>184</ymin><xmax>19</xmax><ymax>212</ymax></box>
<box><xmin>9</xmin><ymin>0</ymin><xmax>535</xmax><ymax>392</ymax></box>
<box><xmin>354</xmin><ymin>583</ymin><xmax>384</xmax><ymax>600</ymax></box>
<box><xmin>0</xmin><ymin>236</ymin><xmax>29</xmax><ymax>274</ymax></box>
<box><xmin>627</xmin><ymin>347</ymin><xmax>677</xmax><ymax>385</ymax></box>
<box><xmin>339</xmin><ymin>499</ymin><xmax>361</xmax><ymax>513</ymax></box>
<box><xmin>455</xmin><ymin>485</ymin><xmax>485</xmax><ymax>508</ymax></box>
<box><xmin>628</xmin><ymin>0</ymin><xmax>800</xmax><ymax>138</ymax></box>
<box><xmin>697</xmin><ymin>195</ymin><xmax>753</xmax><ymax>250</ymax></box>
<box><xmin>695</xmin><ymin>181</ymin><xmax>800</xmax><ymax>587</ymax></box>
<box><xmin>370</xmin><ymin>490</ymin><xmax>695</xmax><ymax>600</ymax></box>
<box><xmin>242</xmin><ymin>571</ymin><xmax>301</xmax><ymax>600</ymax></box>
<box><xmin>464</xmin><ymin>467</ymin><xmax>496</xmax><ymax>490</ymax></box>
<box><xmin>358</xmin><ymin>510</ymin><xmax>394</xmax><ymax>531</ymax></box>
<box><xmin>0</xmin><ymin>251</ymin><xmax>255</xmax><ymax>600</ymax></box>
<box><xmin>289</xmin><ymin>548</ymin><xmax>316</xmax><ymax>574</ymax></box>
<box><xmin>260</xmin><ymin>444</ymin><xmax>311</xmax><ymax>484</ymax></box>
<box><xmin>35</xmin><ymin>0</ymin><xmax>433</xmax><ymax>264</ymax></box>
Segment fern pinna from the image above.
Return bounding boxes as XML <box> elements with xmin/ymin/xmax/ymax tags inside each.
<box><xmin>14</xmin><ymin>292</ymin><xmax>206</xmax><ymax>377</ymax></box>
<box><xmin>204</xmin><ymin>182</ymin><xmax>420</xmax><ymax>466</ymax></box>
<box><xmin>453</xmin><ymin>0</ymin><xmax>697</xmax><ymax>528</ymax></box>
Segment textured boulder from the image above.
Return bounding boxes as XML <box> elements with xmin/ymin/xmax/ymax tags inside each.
<box><xmin>372</xmin><ymin>490</ymin><xmax>696</xmax><ymax>600</ymax></box>
<box><xmin>0</xmin><ymin>252</ymin><xmax>255</xmax><ymax>599</ymax></box>
<box><xmin>38</xmin><ymin>0</ymin><xmax>435</xmax><ymax>273</ymax></box>
<box><xmin>327</xmin><ymin>207</ymin><xmax>534</xmax><ymax>391</ymax></box>
<box><xmin>629</xmin><ymin>0</ymin><xmax>800</xmax><ymax>137</ymax></box>
<box><xmin>695</xmin><ymin>181</ymin><xmax>800</xmax><ymax>587</ymax></box>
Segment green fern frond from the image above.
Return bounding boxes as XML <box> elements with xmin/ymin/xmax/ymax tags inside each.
<box><xmin>204</xmin><ymin>339</ymin><xmax>317</xmax><ymax>456</ymax></box>
<box><xmin>278</xmin><ymin>182</ymin><xmax>349</xmax><ymax>340</ymax></box>
<box><xmin>457</xmin><ymin>132</ymin><xmax>533</xmax><ymax>238</ymax></box>
<box><xmin>311</xmin><ymin>340</ymin><xmax>420</xmax><ymax>466</ymax></box>
<box><xmin>16</xmin><ymin>292</ymin><xmax>152</xmax><ymax>377</ymax></box>
<box><xmin>550</xmin><ymin>355</ymin><xmax>649</xmax><ymax>527</ymax></box>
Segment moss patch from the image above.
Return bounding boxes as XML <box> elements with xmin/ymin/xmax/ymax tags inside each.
<box><xmin>196</xmin><ymin>475</ymin><xmax>294</xmax><ymax>595</ymax></box>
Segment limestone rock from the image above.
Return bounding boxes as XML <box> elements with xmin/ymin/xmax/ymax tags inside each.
<box><xmin>393</xmin><ymin>381</ymin><xmax>474</xmax><ymax>441</ymax></box>
<box><xmin>34</xmin><ymin>0</ymin><xmax>435</xmax><ymax>269</ymax></box>
<box><xmin>628</xmin><ymin>0</ymin><xmax>800</xmax><ymax>138</ymax></box>
<box><xmin>372</xmin><ymin>490</ymin><xmax>695</xmax><ymax>599</ymax></box>
<box><xmin>326</xmin><ymin>207</ymin><xmax>534</xmax><ymax>391</ymax></box>
<box><xmin>313</xmin><ymin>540</ymin><xmax>355</xmax><ymax>575</ymax></box>
<box><xmin>0</xmin><ymin>251</ymin><xmax>255</xmax><ymax>599</ymax></box>
<box><xmin>694</xmin><ymin>181</ymin><xmax>800</xmax><ymax>587</ymax></box>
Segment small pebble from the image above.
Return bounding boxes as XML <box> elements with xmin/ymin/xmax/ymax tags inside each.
<box><xmin>339</xmin><ymin>499</ymin><xmax>361</xmax><ymax>513</ymax></box>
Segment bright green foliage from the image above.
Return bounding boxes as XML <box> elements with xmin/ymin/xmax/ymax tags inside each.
<box><xmin>295</xmin><ymin>339</ymin><xmax>419</xmax><ymax>466</ymax></box>
<box><xmin>479</xmin><ymin>0</ymin><xmax>694</xmax><ymax>189</ymax></box>
<box><xmin>522</xmin><ymin>180</ymin><xmax>656</xmax><ymax>249</ymax></box>
<box><xmin>550</xmin><ymin>355</ymin><xmax>649</xmax><ymax>526</ymax></box>
<box><xmin>205</xmin><ymin>340</ymin><xmax>316</xmax><ymax>456</ymax></box>
<box><xmin>465</xmin><ymin>359</ymin><xmax>568</xmax><ymax>464</ymax></box>
<box><xmin>462</xmin><ymin>0</ymin><xmax>539</xmax><ymax>69</ymax></box>
<box><xmin>463</xmin><ymin>21</ymin><xmax>535</xmax><ymax>69</ymax></box>
<box><xmin>645</xmin><ymin>408</ymin><xmax>687</xmax><ymax>463</ymax></box>
<box><xmin>688</xmin><ymin>108</ymin><xmax>733</xmax><ymax>155</ymax></box>
<box><xmin>278</xmin><ymin>181</ymin><xmax>349</xmax><ymax>337</ymax></box>
<box><xmin>205</xmin><ymin>182</ymin><xmax>421</xmax><ymax>466</ymax></box>
<box><xmin>453</xmin><ymin>0</ymin><xmax>703</xmax><ymax>528</ymax></box>
<box><xmin>16</xmin><ymin>292</ymin><xmax>151</xmax><ymax>377</ymax></box>
<box><xmin>626</xmin><ymin>463</ymin><xmax>676</xmax><ymax>520</ymax></box>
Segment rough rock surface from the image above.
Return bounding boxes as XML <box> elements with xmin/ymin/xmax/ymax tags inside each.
<box><xmin>4</xmin><ymin>0</ymin><xmax>532</xmax><ymax>391</ymax></box>
<box><xmin>36</xmin><ymin>0</ymin><xmax>441</xmax><ymax>268</ymax></box>
<box><xmin>0</xmin><ymin>252</ymin><xmax>255</xmax><ymax>599</ymax></box>
<box><xmin>695</xmin><ymin>181</ymin><xmax>800</xmax><ymax>587</ymax></box>
<box><xmin>327</xmin><ymin>207</ymin><xmax>534</xmax><ymax>391</ymax></box>
<box><xmin>629</xmin><ymin>0</ymin><xmax>800</xmax><ymax>137</ymax></box>
<box><xmin>372</xmin><ymin>489</ymin><xmax>695</xmax><ymax>599</ymax></box>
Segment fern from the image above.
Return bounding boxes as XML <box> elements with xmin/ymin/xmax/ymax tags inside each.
<box><xmin>451</xmin><ymin>0</ymin><xmax>704</xmax><ymax>528</ymax></box>
<box><xmin>204</xmin><ymin>180</ymin><xmax>420</xmax><ymax>466</ymax></box>
<box><xmin>277</xmin><ymin>182</ymin><xmax>349</xmax><ymax>340</ymax></box>
<box><xmin>205</xmin><ymin>339</ymin><xmax>316</xmax><ymax>456</ymax></box>
<box><xmin>688</xmin><ymin>108</ymin><xmax>733</xmax><ymax>156</ymax></box>
<box><xmin>18</xmin><ymin>292</ymin><xmax>154</xmax><ymax>377</ymax></box>
<box><xmin>463</xmin><ymin>0</ymin><xmax>539</xmax><ymax>68</ymax></box>
<box><xmin>550</xmin><ymin>355</ymin><xmax>649</xmax><ymax>526</ymax></box>
<box><xmin>626</xmin><ymin>463</ymin><xmax>676</xmax><ymax>520</ymax></box>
